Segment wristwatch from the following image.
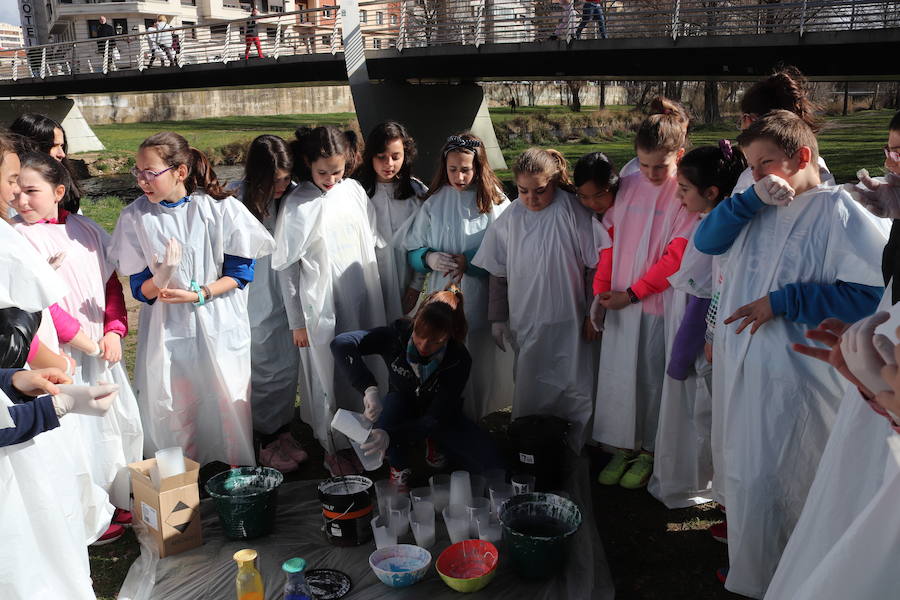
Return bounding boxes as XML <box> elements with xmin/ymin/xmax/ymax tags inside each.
<box><xmin>626</xmin><ymin>287</ymin><xmax>640</xmax><ymax>304</ymax></box>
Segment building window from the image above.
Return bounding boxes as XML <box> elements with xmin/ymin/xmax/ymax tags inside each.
<box><xmin>183</xmin><ymin>20</ymin><xmax>197</xmax><ymax>39</ymax></box>
<box><xmin>360</xmin><ymin>10</ymin><xmax>367</xmax><ymax>23</ymax></box>
<box><xmin>144</xmin><ymin>18</ymin><xmax>157</xmax><ymax>30</ymax></box>
<box><xmin>181</xmin><ymin>0</ymin><xmax>197</xmax><ymax>6</ymax></box>
<box><xmin>210</xmin><ymin>24</ymin><xmax>228</xmax><ymax>37</ymax></box>
<box><xmin>88</xmin><ymin>18</ymin><xmax>128</xmax><ymax>38</ymax></box>
<box><xmin>271</xmin><ymin>5</ymin><xmax>284</xmax><ymax>12</ymax></box>
<box><xmin>389</xmin><ymin>38</ymin><xmax>396</xmax><ymax>47</ymax></box>
<box><xmin>322</xmin><ymin>34</ymin><xmax>331</xmax><ymax>46</ymax></box>
<box><xmin>324</xmin><ymin>8</ymin><xmax>332</xmax><ymax>18</ymax></box>
<box><xmin>390</xmin><ymin>14</ymin><xmax>398</xmax><ymax>25</ymax></box>
<box><xmin>373</xmin><ymin>38</ymin><xmax>381</xmax><ymax>49</ymax></box>
<box><xmin>376</xmin><ymin>12</ymin><xmax>383</xmax><ymax>25</ymax></box>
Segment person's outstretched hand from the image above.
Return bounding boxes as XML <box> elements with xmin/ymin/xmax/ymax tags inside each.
<box><xmin>11</xmin><ymin>368</ymin><xmax>72</xmax><ymax>397</ymax></box>
<box><xmin>844</xmin><ymin>169</ymin><xmax>900</xmax><ymax>218</ymax></box>
<box><xmin>152</xmin><ymin>237</ymin><xmax>182</xmax><ymax>289</ymax></box>
<box><xmin>52</xmin><ymin>382</ymin><xmax>119</xmax><ymax>418</ymax></box>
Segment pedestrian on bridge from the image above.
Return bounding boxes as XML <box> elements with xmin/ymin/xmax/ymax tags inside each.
<box><xmin>245</xmin><ymin>7</ymin><xmax>264</xmax><ymax>60</ymax></box>
<box><xmin>150</xmin><ymin>15</ymin><xmax>176</xmax><ymax>67</ymax></box>
<box><xmin>96</xmin><ymin>16</ymin><xmax>118</xmax><ymax>72</ymax></box>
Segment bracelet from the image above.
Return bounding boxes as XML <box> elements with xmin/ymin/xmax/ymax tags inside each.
<box><xmin>626</xmin><ymin>287</ymin><xmax>640</xmax><ymax>304</ymax></box>
<box><xmin>190</xmin><ymin>280</ymin><xmax>205</xmax><ymax>306</ymax></box>
<box><xmin>201</xmin><ymin>285</ymin><xmax>213</xmax><ymax>302</ymax></box>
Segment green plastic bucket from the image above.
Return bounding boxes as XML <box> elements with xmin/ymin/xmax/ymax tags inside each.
<box><xmin>205</xmin><ymin>467</ymin><xmax>284</xmax><ymax>540</ymax></box>
<box><xmin>498</xmin><ymin>492</ymin><xmax>582</xmax><ymax>579</ymax></box>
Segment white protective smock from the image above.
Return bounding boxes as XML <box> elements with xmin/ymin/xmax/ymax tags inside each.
<box><xmin>0</xmin><ymin>219</ymin><xmax>96</xmax><ymax>599</ymax></box>
<box><xmin>367</xmin><ymin>179</ymin><xmax>427</xmax><ymax>322</ymax></box>
<box><xmin>227</xmin><ymin>181</ymin><xmax>301</xmax><ymax>435</ymax></box>
<box><xmin>648</xmin><ymin>227</ymin><xmax>715</xmax><ymax>509</ymax></box>
<box><xmin>13</xmin><ymin>214</ymin><xmax>144</xmax><ymax>510</ymax></box>
<box><xmin>109</xmin><ymin>192</ymin><xmax>275</xmax><ymax>467</ymax></box>
<box><xmin>763</xmin><ymin>289</ymin><xmax>900</xmax><ymax>600</ymax></box>
<box><xmin>473</xmin><ymin>189</ymin><xmax>600</xmax><ymax>451</ymax></box>
<box><xmin>709</xmin><ymin>184</ymin><xmax>886</xmax><ymax>599</ymax></box>
<box><xmin>271</xmin><ymin>179</ymin><xmax>387</xmax><ymax>454</ymax></box>
<box><xmin>592</xmin><ymin>172</ymin><xmax>696</xmax><ymax>451</ymax></box>
<box><xmin>403</xmin><ymin>185</ymin><xmax>515</xmax><ymax>420</ymax></box>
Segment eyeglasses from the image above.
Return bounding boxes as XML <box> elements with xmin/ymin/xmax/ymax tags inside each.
<box><xmin>884</xmin><ymin>145</ymin><xmax>900</xmax><ymax>164</ymax></box>
<box><xmin>131</xmin><ymin>165</ymin><xmax>175</xmax><ymax>181</ymax></box>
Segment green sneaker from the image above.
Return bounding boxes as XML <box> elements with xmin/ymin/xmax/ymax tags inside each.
<box><xmin>620</xmin><ymin>453</ymin><xmax>653</xmax><ymax>489</ymax></box>
<box><xmin>597</xmin><ymin>449</ymin><xmax>635</xmax><ymax>485</ymax></box>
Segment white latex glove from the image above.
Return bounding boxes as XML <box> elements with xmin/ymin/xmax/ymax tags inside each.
<box><xmin>491</xmin><ymin>321</ymin><xmax>517</xmax><ymax>352</ymax></box>
<box><xmin>425</xmin><ymin>251</ymin><xmax>458</xmax><ymax>273</ymax></box>
<box><xmin>363</xmin><ymin>385</ymin><xmax>382</xmax><ymax>422</ymax></box>
<box><xmin>152</xmin><ymin>237</ymin><xmax>182</xmax><ymax>289</ymax></box>
<box><xmin>47</xmin><ymin>251</ymin><xmax>66</xmax><ymax>270</ymax></box>
<box><xmin>360</xmin><ymin>428</ymin><xmax>389</xmax><ymax>457</ymax></box>
<box><xmin>753</xmin><ymin>174</ymin><xmax>795</xmax><ymax>206</ymax></box>
<box><xmin>589</xmin><ymin>294</ymin><xmax>606</xmax><ymax>333</ymax></box>
<box><xmin>843</xmin><ymin>169</ymin><xmax>900</xmax><ymax>218</ymax></box>
<box><xmin>52</xmin><ymin>382</ymin><xmax>120</xmax><ymax>418</ymax></box>
<box><xmin>841</xmin><ymin>312</ymin><xmax>892</xmax><ymax>395</ymax></box>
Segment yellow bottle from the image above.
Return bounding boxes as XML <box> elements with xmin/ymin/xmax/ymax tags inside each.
<box><xmin>233</xmin><ymin>549</ymin><xmax>265</xmax><ymax>600</ymax></box>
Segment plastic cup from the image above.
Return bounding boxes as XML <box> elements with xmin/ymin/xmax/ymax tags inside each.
<box><xmin>443</xmin><ymin>504</ymin><xmax>471</xmax><ymax>544</ymax></box>
<box><xmin>330</xmin><ymin>408</ymin><xmax>372</xmax><ymax>443</ymax></box>
<box><xmin>387</xmin><ymin>495</ymin><xmax>411</xmax><ymax>538</ymax></box>
<box><xmin>155</xmin><ymin>446</ymin><xmax>186</xmax><ymax>479</ymax></box>
<box><xmin>470</xmin><ymin>474</ymin><xmax>486</xmax><ymax>499</ymax></box>
<box><xmin>511</xmin><ymin>473</ymin><xmax>536</xmax><ymax>495</ymax></box>
<box><xmin>409</xmin><ymin>503</ymin><xmax>436</xmax><ymax>548</ymax></box>
<box><xmin>465</xmin><ymin>497</ymin><xmax>490</xmax><ymax>538</ymax></box>
<box><xmin>429</xmin><ymin>474</ymin><xmax>451</xmax><ymax>513</ymax></box>
<box><xmin>350</xmin><ymin>433</ymin><xmax>383</xmax><ymax>472</ymax></box>
<box><xmin>371</xmin><ymin>515</ymin><xmax>396</xmax><ymax>549</ymax></box>
<box><xmin>374</xmin><ymin>479</ymin><xmax>398</xmax><ymax>516</ymax></box>
<box><xmin>409</xmin><ymin>486</ymin><xmax>432</xmax><ymax>505</ymax></box>
<box><xmin>477</xmin><ymin>514</ymin><xmax>502</xmax><ymax>544</ymax></box>
<box><xmin>489</xmin><ymin>483</ymin><xmax>514</xmax><ymax>517</ymax></box>
<box><xmin>449</xmin><ymin>470</ymin><xmax>473</xmax><ymax>507</ymax></box>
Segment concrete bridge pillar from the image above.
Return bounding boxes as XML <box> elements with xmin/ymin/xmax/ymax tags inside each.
<box><xmin>0</xmin><ymin>97</ymin><xmax>105</xmax><ymax>154</ymax></box>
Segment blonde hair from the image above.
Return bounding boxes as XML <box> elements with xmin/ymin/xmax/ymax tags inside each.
<box><xmin>157</xmin><ymin>15</ymin><xmax>167</xmax><ymax>22</ymax></box>
<box><xmin>513</xmin><ymin>147</ymin><xmax>574</xmax><ymax>193</ymax></box>
<box><xmin>635</xmin><ymin>96</ymin><xmax>690</xmax><ymax>153</ymax></box>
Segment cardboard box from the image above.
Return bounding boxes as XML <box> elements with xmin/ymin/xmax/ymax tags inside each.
<box><xmin>129</xmin><ymin>457</ymin><xmax>203</xmax><ymax>558</ymax></box>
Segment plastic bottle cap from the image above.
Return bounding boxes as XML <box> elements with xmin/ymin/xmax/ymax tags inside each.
<box><xmin>282</xmin><ymin>558</ymin><xmax>306</xmax><ymax>573</ymax></box>
<box><xmin>234</xmin><ymin>549</ymin><xmax>258</xmax><ymax>565</ymax></box>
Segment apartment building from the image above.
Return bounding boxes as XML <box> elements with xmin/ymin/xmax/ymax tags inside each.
<box><xmin>0</xmin><ymin>23</ymin><xmax>24</xmax><ymax>49</ymax></box>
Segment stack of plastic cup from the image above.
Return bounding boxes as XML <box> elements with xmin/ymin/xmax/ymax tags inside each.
<box><xmin>371</xmin><ymin>515</ymin><xmax>396</xmax><ymax>549</ymax></box>
<box><xmin>387</xmin><ymin>496</ymin><xmax>411</xmax><ymax>538</ymax></box>
<box><xmin>477</xmin><ymin>514</ymin><xmax>502</xmax><ymax>544</ymax></box>
<box><xmin>449</xmin><ymin>471</ymin><xmax>473</xmax><ymax>507</ymax></box>
<box><xmin>430</xmin><ymin>474</ymin><xmax>451</xmax><ymax>513</ymax></box>
<box><xmin>409</xmin><ymin>486</ymin><xmax>432</xmax><ymax>506</ymax></box>
<box><xmin>511</xmin><ymin>473</ymin><xmax>536</xmax><ymax>495</ymax></box>
<box><xmin>442</xmin><ymin>505</ymin><xmax>471</xmax><ymax>544</ymax></box>
<box><xmin>465</xmin><ymin>497</ymin><xmax>490</xmax><ymax>538</ymax></box>
<box><xmin>489</xmin><ymin>483</ymin><xmax>514</xmax><ymax>517</ymax></box>
<box><xmin>374</xmin><ymin>479</ymin><xmax>398</xmax><ymax>516</ymax></box>
<box><xmin>155</xmin><ymin>446</ymin><xmax>186</xmax><ymax>479</ymax></box>
<box><xmin>409</xmin><ymin>501</ymin><xmax>436</xmax><ymax>548</ymax></box>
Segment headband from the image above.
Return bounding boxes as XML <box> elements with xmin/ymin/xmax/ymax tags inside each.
<box><xmin>444</xmin><ymin>135</ymin><xmax>481</xmax><ymax>156</ymax></box>
<box><xmin>719</xmin><ymin>139</ymin><xmax>734</xmax><ymax>161</ymax></box>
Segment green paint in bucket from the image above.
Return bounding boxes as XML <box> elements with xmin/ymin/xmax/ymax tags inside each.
<box><xmin>498</xmin><ymin>492</ymin><xmax>582</xmax><ymax>578</ymax></box>
<box><xmin>205</xmin><ymin>467</ymin><xmax>284</xmax><ymax>540</ymax></box>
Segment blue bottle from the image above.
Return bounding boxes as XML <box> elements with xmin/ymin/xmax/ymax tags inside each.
<box><xmin>281</xmin><ymin>558</ymin><xmax>314</xmax><ymax>600</ymax></box>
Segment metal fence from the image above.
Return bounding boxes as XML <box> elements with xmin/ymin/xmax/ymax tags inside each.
<box><xmin>2</xmin><ymin>0</ymin><xmax>897</xmax><ymax>82</ymax></box>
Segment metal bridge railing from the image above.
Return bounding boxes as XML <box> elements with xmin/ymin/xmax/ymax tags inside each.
<box><xmin>1</xmin><ymin>0</ymin><xmax>897</xmax><ymax>82</ymax></box>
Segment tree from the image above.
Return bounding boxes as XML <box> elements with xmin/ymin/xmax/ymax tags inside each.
<box><xmin>704</xmin><ymin>80</ymin><xmax>720</xmax><ymax>124</ymax></box>
<box><xmin>566</xmin><ymin>80</ymin><xmax>584</xmax><ymax>112</ymax></box>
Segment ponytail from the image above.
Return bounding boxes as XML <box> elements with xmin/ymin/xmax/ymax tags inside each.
<box><xmin>139</xmin><ymin>131</ymin><xmax>230</xmax><ymax>200</ymax></box>
<box><xmin>740</xmin><ymin>66</ymin><xmax>821</xmax><ymax>133</ymax></box>
<box><xmin>678</xmin><ymin>140</ymin><xmax>747</xmax><ymax>206</ymax></box>
<box><xmin>187</xmin><ymin>147</ymin><xmax>229</xmax><ymax>200</ymax></box>
<box><xmin>513</xmin><ymin>147</ymin><xmax>574</xmax><ymax>193</ymax></box>
<box><xmin>413</xmin><ymin>284</ymin><xmax>468</xmax><ymax>343</ymax></box>
<box><xmin>635</xmin><ymin>96</ymin><xmax>690</xmax><ymax>153</ymax></box>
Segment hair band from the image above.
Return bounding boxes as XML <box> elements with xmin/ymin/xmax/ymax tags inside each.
<box><xmin>719</xmin><ymin>139</ymin><xmax>734</xmax><ymax>161</ymax></box>
<box><xmin>443</xmin><ymin>135</ymin><xmax>481</xmax><ymax>156</ymax></box>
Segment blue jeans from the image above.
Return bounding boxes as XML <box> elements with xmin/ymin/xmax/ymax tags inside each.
<box><xmin>375</xmin><ymin>391</ymin><xmax>505</xmax><ymax>473</ymax></box>
<box><xmin>576</xmin><ymin>2</ymin><xmax>607</xmax><ymax>39</ymax></box>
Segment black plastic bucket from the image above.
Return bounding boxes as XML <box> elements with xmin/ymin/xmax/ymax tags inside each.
<box><xmin>318</xmin><ymin>475</ymin><xmax>374</xmax><ymax>547</ymax></box>
<box><xmin>205</xmin><ymin>467</ymin><xmax>283</xmax><ymax>540</ymax></box>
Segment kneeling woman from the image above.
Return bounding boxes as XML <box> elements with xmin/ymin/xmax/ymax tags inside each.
<box><xmin>331</xmin><ymin>288</ymin><xmax>504</xmax><ymax>489</ymax></box>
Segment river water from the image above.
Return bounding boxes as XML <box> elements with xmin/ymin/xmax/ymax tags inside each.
<box><xmin>80</xmin><ymin>165</ymin><xmax>245</xmax><ymax>202</ymax></box>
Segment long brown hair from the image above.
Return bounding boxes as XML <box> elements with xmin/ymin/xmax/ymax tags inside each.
<box><xmin>513</xmin><ymin>147</ymin><xmax>575</xmax><ymax>193</ymax></box>
<box><xmin>242</xmin><ymin>134</ymin><xmax>292</xmax><ymax>221</ymax></box>
<box><xmin>425</xmin><ymin>132</ymin><xmax>505</xmax><ymax>214</ymax></box>
<box><xmin>139</xmin><ymin>131</ymin><xmax>229</xmax><ymax>200</ymax></box>
<box><xmin>741</xmin><ymin>66</ymin><xmax>821</xmax><ymax>133</ymax></box>
<box><xmin>413</xmin><ymin>285</ymin><xmax>467</xmax><ymax>343</ymax></box>
<box><xmin>634</xmin><ymin>96</ymin><xmax>690</xmax><ymax>154</ymax></box>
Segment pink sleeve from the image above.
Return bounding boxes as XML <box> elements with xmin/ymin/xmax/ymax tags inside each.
<box><xmin>630</xmin><ymin>237</ymin><xmax>688</xmax><ymax>300</ymax></box>
<box><xmin>592</xmin><ymin>226</ymin><xmax>614</xmax><ymax>296</ymax></box>
<box><xmin>49</xmin><ymin>303</ymin><xmax>81</xmax><ymax>344</ymax></box>
<box><xmin>27</xmin><ymin>334</ymin><xmax>40</xmax><ymax>363</ymax></box>
<box><xmin>103</xmin><ymin>273</ymin><xmax>128</xmax><ymax>338</ymax></box>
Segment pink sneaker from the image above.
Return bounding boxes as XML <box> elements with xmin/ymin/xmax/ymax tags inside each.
<box><xmin>424</xmin><ymin>437</ymin><xmax>447</xmax><ymax>469</ymax></box>
<box><xmin>112</xmin><ymin>508</ymin><xmax>133</xmax><ymax>527</ymax></box>
<box><xmin>709</xmin><ymin>521</ymin><xmax>727</xmax><ymax>544</ymax></box>
<box><xmin>278</xmin><ymin>432</ymin><xmax>309</xmax><ymax>464</ymax></box>
<box><xmin>91</xmin><ymin>523</ymin><xmax>125</xmax><ymax>546</ymax></box>
<box><xmin>389</xmin><ymin>466</ymin><xmax>411</xmax><ymax>494</ymax></box>
<box><xmin>324</xmin><ymin>452</ymin><xmax>359</xmax><ymax>477</ymax></box>
<box><xmin>259</xmin><ymin>439</ymin><xmax>299</xmax><ymax>473</ymax></box>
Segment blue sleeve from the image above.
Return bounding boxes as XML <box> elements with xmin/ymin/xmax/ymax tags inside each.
<box><xmin>330</xmin><ymin>326</ymin><xmax>400</xmax><ymax>394</ymax></box>
<box><xmin>0</xmin><ymin>368</ymin><xmax>30</xmax><ymax>403</ymax></box>
<box><xmin>222</xmin><ymin>254</ymin><xmax>256</xmax><ymax>289</ymax></box>
<box><xmin>463</xmin><ymin>247</ymin><xmax>489</xmax><ymax>278</ymax></box>
<box><xmin>667</xmin><ymin>296</ymin><xmax>711</xmax><ymax>381</ymax></box>
<box><xmin>408</xmin><ymin>247</ymin><xmax>431</xmax><ymax>273</ymax></box>
<box><xmin>129</xmin><ymin>267</ymin><xmax>156</xmax><ymax>305</ymax></box>
<box><xmin>694</xmin><ymin>186</ymin><xmax>766</xmax><ymax>255</ymax></box>
<box><xmin>0</xmin><ymin>396</ymin><xmax>60</xmax><ymax>447</ymax></box>
<box><xmin>768</xmin><ymin>280</ymin><xmax>885</xmax><ymax>326</ymax></box>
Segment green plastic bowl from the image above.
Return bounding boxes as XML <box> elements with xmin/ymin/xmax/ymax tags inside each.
<box><xmin>436</xmin><ymin>539</ymin><xmax>498</xmax><ymax>593</ymax></box>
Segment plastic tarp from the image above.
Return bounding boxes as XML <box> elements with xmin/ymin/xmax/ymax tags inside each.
<box><xmin>118</xmin><ymin>456</ymin><xmax>613</xmax><ymax>600</ymax></box>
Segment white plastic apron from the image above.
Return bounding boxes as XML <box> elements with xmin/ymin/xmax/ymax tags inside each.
<box><xmin>109</xmin><ymin>192</ymin><xmax>275</xmax><ymax>467</ymax></box>
<box><xmin>648</xmin><ymin>229</ymin><xmax>714</xmax><ymax>508</ymax></box>
<box><xmin>272</xmin><ymin>179</ymin><xmax>387</xmax><ymax>454</ymax></box>
<box><xmin>474</xmin><ymin>190</ymin><xmax>601</xmax><ymax>452</ymax></box>
<box><xmin>592</xmin><ymin>172</ymin><xmax>695</xmax><ymax>451</ymax></box>
<box><xmin>13</xmin><ymin>214</ymin><xmax>143</xmax><ymax>509</ymax></box>
<box><xmin>403</xmin><ymin>185</ymin><xmax>514</xmax><ymax>420</ymax></box>
<box><xmin>764</xmin><ymin>289</ymin><xmax>900</xmax><ymax>600</ymax></box>
<box><xmin>368</xmin><ymin>179</ymin><xmax>426</xmax><ymax>322</ymax></box>
<box><xmin>710</xmin><ymin>185</ymin><xmax>886</xmax><ymax>598</ymax></box>
<box><xmin>228</xmin><ymin>182</ymin><xmax>301</xmax><ymax>436</ymax></box>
